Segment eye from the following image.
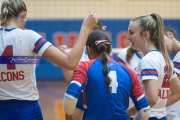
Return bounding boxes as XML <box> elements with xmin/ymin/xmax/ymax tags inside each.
<box><xmin>129</xmin><ymin>31</ymin><xmax>134</xmax><ymax>35</ymax></box>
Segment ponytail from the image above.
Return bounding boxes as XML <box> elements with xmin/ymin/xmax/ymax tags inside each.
<box><xmin>1</xmin><ymin>0</ymin><xmax>9</xmax><ymax>26</ymax></box>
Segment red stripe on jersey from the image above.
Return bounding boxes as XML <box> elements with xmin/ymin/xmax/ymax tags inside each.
<box><xmin>116</xmin><ymin>57</ymin><xmax>126</xmax><ymax>65</ymax></box>
<box><xmin>35</xmin><ymin>38</ymin><xmax>45</xmax><ymax>52</ymax></box>
<box><xmin>174</xmin><ymin>63</ymin><xmax>180</xmax><ymax>68</ymax></box>
<box><xmin>72</xmin><ymin>60</ymin><xmax>95</xmax><ymax>84</ymax></box>
<box><xmin>141</xmin><ymin>71</ymin><xmax>157</xmax><ymax>75</ymax></box>
<box><xmin>122</xmin><ymin>64</ymin><xmax>144</xmax><ymax>99</ymax></box>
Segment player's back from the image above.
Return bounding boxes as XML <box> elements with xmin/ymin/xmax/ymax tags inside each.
<box><xmin>82</xmin><ymin>59</ymin><xmax>134</xmax><ymax>120</ymax></box>
<box><xmin>0</xmin><ymin>28</ymin><xmax>51</xmax><ymax>100</ymax></box>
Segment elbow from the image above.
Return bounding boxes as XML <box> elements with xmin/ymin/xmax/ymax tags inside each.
<box><xmin>62</xmin><ymin>63</ymin><xmax>77</xmax><ymax>71</ymax></box>
<box><xmin>67</xmin><ymin>65</ymin><xmax>77</xmax><ymax>71</ymax></box>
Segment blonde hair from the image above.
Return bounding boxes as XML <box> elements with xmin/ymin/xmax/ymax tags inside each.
<box><xmin>131</xmin><ymin>13</ymin><xmax>172</xmax><ymax>76</ymax></box>
<box><xmin>1</xmin><ymin>0</ymin><xmax>27</xmax><ymax>26</ymax></box>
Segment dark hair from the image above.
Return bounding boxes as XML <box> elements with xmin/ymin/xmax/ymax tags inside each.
<box><xmin>1</xmin><ymin>0</ymin><xmax>27</xmax><ymax>26</ymax></box>
<box><xmin>86</xmin><ymin>30</ymin><xmax>111</xmax><ymax>93</ymax></box>
<box><xmin>131</xmin><ymin>13</ymin><xmax>172</xmax><ymax>77</ymax></box>
<box><xmin>126</xmin><ymin>47</ymin><xmax>135</xmax><ymax>63</ymax></box>
<box><xmin>164</xmin><ymin>26</ymin><xmax>179</xmax><ymax>40</ymax></box>
<box><xmin>93</xmin><ymin>20</ymin><xmax>104</xmax><ymax>31</ymax></box>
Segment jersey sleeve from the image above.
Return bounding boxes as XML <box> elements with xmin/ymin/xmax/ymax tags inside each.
<box><xmin>29</xmin><ymin>30</ymin><xmax>52</xmax><ymax>56</ymax></box>
<box><xmin>116</xmin><ymin>48</ymin><xmax>127</xmax><ymax>65</ymax></box>
<box><xmin>139</xmin><ymin>58</ymin><xmax>158</xmax><ymax>81</ymax></box>
<box><xmin>76</xmin><ymin>92</ymin><xmax>84</xmax><ymax>110</ymax></box>
<box><xmin>65</xmin><ymin>61</ymin><xmax>90</xmax><ymax>99</ymax></box>
<box><xmin>173</xmin><ymin>52</ymin><xmax>180</xmax><ymax>74</ymax></box>
<box><xmin>125</xmin><ymin>66</ymin><xmax>149</xmax><ymax>111</ymax></box>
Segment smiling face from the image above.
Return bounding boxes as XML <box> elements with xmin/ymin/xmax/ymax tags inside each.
<box><xmin>127</xmin><ymin>21</ymin><xmax>145</xmax><ymax>51</ymax></box>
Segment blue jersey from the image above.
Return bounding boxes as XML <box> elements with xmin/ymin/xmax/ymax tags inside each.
<box><xmin>66</xmin><ymin>59</ymin><xmax>149</xmax><ymax>120</ymax></box>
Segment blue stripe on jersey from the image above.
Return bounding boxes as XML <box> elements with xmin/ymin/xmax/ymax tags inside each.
<box><xmin>66</xmin><ymin>82</ymin><xmax>86</xmax><ymax>98</ymax></box>
<box><xmin>33</xmin><ymin>38</ymin><xmax>47</xmax><ymax>54</ymax></box>
<box><xmin>0</xmin><ymin>28</ymin><xmax>16</xmax><ymax>32</ymax></box>
<box><xmin>34</xmin><ymin>37</ymin><xmax>43</xmax><ymax>46</ymax></box>
<box><xmin>134</xmin><ymin>50</ymin><xmax>142</xmax><ymax>59</ymax></box>
<box><xmin>141</xmin><ymin>69</ymin><xmax>158</xmax><ymax>77</ymax></box>
<box><xmin>131</xmin><ymin>95</ymin><xmax>149</xmax><ymax>111</ymax></box>
<box><xmin>173</xmin><ymin>61</ymin><xmax>180</xmax><ymax>70</ymax></box>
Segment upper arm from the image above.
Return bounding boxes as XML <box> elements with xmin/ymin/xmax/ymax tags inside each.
<box><xmin>66</xmin><ymin>62</ymin><xmax>89</xmax><ymax>98</ymax></box>
<box><xmin>138</xmin><ymin>58</ymin><xmax>159</xmax><ymax>106</ymax></box>
<box><xmin>142</xmin><ymin>79</ymin><xmax>158</xmax><ymax>103</ymax></box>
<box><xmin>28</xmin><ymin>30</ymin><xmax>51</xmax><ymax>56</ymax></box>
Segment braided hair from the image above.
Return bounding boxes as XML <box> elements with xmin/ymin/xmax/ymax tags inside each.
<box><xmin>86</xmin><ymin>30</ymin><xmax>112</xmax><ymax>93</ymax></box>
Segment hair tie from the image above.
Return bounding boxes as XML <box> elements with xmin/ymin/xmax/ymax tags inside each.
<box><xmin>102</xmin><ymin>26</ymin><xmax>107</xmax><ymax>31</ymax></box>
<box><xmin>95</xmin><ymin>40</ymin><xmax>110</xmax><ymax>46</ymax></box>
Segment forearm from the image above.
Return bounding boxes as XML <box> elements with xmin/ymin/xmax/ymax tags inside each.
<box><xmin>127</xmin><ymin>106</ymin><xmax>137</xmax><ymax>117</ymax></box>
<box><xmin>166</xmin><ymin>92</ymin><xmax>180</xmax><ymax>107</ymax></box>
<box><xmin>67</xmin><ymin>26</ymin><xmax>90</xmax><ymax>68</ymax></box>
<box><xmin>66</xmin><ymin>114</ymin><xmax>73</xmax><ymax>120</ymax></box>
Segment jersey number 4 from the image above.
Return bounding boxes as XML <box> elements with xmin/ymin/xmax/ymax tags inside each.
<box><xmin>1</xmin><ymin>45</ymin><xmax>15</xmax><ymax>69</ymax></box>
<box><xmin>108</xmin><ymin>71</ymin><xmax>118</xmax><ymax>93</ymax></box>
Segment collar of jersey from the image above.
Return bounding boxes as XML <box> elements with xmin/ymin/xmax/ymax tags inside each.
<box><xmin>0</xmin><ymin>28</ymin><xmax>16</xmax><ymax>32</ymax></box>
<box><xmin>148</xmin><ymin>49</ymin><xmax>160</xmax><ymax>53</ymax></box>
<box><xmin>134</xmin><ymin>50</ymin><xmax>142</xmax><ymax>59</ymax></box>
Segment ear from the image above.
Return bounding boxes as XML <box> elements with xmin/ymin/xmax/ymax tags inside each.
<box><xmin>20</xmin><ymin>11</ymin><xmax>27</xmax><ymax>21</ymax></box>
<box><xmin>167</xmin><ymin>31</ymin><xmax>174</xmax><ymax>39</ymax></box>
<box><xmin>144</xmin><ymin>31</ymin><xmax>150</xmax><ymax>40</ymax></box>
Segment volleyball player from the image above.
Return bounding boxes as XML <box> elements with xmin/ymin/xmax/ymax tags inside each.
<box><xmin>164</xmin><ymin>26</ymin><xmax>180</xmax><ymax>120</ymax></box>
<box><xmin>126</xmin><ymin>13</ymin><xmax>180</xmax><ymax>120</ymax></box>
<box><xmin>0</xmin><ymin>0</ymin><xmax>97</xmax><ymax>119</ymax></box>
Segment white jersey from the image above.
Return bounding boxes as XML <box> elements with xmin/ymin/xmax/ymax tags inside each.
<box><xmin>79</xmin><ymin>47</ymin><xmax>89</xmax><ymax>62</ymax></box>
<box><xmin>166</xmin><ymin>51</ymin><xmax>180</xmax><ymax>120</ymax></box>
<box><xmin>116</xmin><ymin>47</ymin><xmax>142</xmax><ymax>71</ymax></box>
<box><xmin>0</xmin><ymin>28</ymin><xmax>51</xmax><ymax>100</ymax></box>
<box><xmin>135</xmin><ymin>50</ymin><xmax>176</xmax><ymax>119</ymax></box>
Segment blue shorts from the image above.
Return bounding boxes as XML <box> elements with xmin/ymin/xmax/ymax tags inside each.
<box><xmin>0</xmin><ymin>100</ymin><xmax>43</xmax><ymax>120</ymax></box>
<box><xmin>149</xmin><ymin>116</ymin><xmax>167</xmax><ymax>120</ymax></box>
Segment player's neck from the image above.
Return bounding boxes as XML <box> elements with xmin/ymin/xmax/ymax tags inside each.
<box><xmin>2</xmin><ymin>19</ymin><xmax>22</xmax><ymax>29</ymax></box>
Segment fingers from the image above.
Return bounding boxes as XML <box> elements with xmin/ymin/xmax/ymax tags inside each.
<box><xmin>89</xmin><ymin>10</ymin><xmax>98</xmax><ymax>23</ymax></box>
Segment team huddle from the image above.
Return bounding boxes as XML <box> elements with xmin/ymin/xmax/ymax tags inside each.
<box><xmin>1</xmin><ymin>0</ymin><xmax>180</xmax><ymax>120</ymax></box>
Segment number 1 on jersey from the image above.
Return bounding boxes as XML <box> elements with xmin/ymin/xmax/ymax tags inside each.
<box><xmin>1</xmin><ymin>45</ymin><xmax>15</xmax><ymax>69</ymax></box>
<box><xmin>108</xmin><ymin>71</ymin><xmax>118</xmax><ymax>93</ymax></box>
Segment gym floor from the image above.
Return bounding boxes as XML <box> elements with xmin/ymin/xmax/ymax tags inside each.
<box><xmin>38</xmin><ymin>80</ymin><xmax>69</xmax><ymax>120</ymax></box>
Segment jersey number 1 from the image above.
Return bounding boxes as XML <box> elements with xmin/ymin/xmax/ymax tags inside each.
<box><xmin>1</xmin><ymin>45</ymin><xmax>15</xmax><ymax>69</ymax></box>
<box><xmin>108</xmin><ymin>71</ymin><xmax>118</xmax><ymax>93</ymax></box>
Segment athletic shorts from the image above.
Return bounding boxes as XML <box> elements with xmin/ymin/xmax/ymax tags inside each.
<box><xmin>0</xmin><ymin>100</ymin><xmax>43</xmax><ymax>120</ymax></box>
<box><xmin>149</xmin><ymin>116</ymin><xmax>167</xmax><ymax>120</ymax></box>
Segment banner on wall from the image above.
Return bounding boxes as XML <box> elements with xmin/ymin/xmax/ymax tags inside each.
<box><xmin>25</xmin><ymin>19</ymin><xmax>180</xmax><ymax>80</ymax></box>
